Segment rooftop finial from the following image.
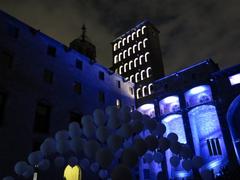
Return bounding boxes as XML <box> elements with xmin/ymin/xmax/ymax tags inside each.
<box><xmin>81</xmin><ymin>24</ymin><xmax>86</xmax><ymax>41</ymax></box>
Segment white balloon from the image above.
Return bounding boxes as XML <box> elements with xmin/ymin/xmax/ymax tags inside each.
<box><xmin>14</xmin><ymin>161</ymin><xmax>28</xmax><ymax>175</ymax></box>
<box><xmin>28</xmin><ymin>151</ymin><xmax>43</xmax><ymax>166</ymax></box>
<box><xmin>182</xmin><ymin>159</ymin><xmax>192</xmax><ymax>171</ymax></box>
<box><xmin>38</xmin><ymin>159</ymin><xmax>50</xmax><ymax>171</ymax></box>
<box><xmin>93</xmin><ymin>109</ymin><xmax>106</xmax><ymax>127</ymax></box>
<box><xmin>96</xmin><ymin>126</ymin><xmax>110</xmax><ymax>143</ymax></box>
<box><xmin>170</xmin><ymin>156</ymin><xmax>180</xmax><ymax>167</ymax></box>
<box><xmin>55</xmin><ymin>130</ymin><xmax>69</xmax><ymax>141</ymax></box>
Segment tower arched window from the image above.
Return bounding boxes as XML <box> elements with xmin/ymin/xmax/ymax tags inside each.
<box><xmin>133</xmin><ymin>44</ymin><xmax>137</xmax><ymax>54</ymax></box>
<box><xmin>123</xmin><ymin>50</ymin><xmax>127</xmax><ymax>59</ymax></box>
<box><xmin>139</xmin><ymin>55</ymin><xmax>144</xmax><ymax>65</ymax></box>
<box><xmin>142</xmin><ymin>86</ymin><xmax>148</xmax><ymax>97</ymax></box>
<box><xmin>129</xmin><ymin>61</ymin><xmax>133</xmax><ymax>70</ymax></box>
<box><xmin>138</xmin><ymin>41</ymin><xmax>143</xmax><ymax>51</ymax></box>
<box><xmin>130</xmin><ymin>75</ymin><xmax>134</xmax><ymax>83</ymax></box>
<box><xmin>148</xmin><ymin>83</ymin><xmax>153</xmax><ymax>95</ymax></box>
<box><xmin>127</xmin><ymin>35</ymin><xmax>131</xmax><ymax>43</ymax></box>
<box><xmin>136</xmin><ymin>88</ymin><xmax>142</xmax><ymax>99</ymax></box>
<box><xmin>141</xmin><ymin>70</ymin><xmax>146</xmax><ymax>80</ymax></box>
<box><xmin>132</xmin><ymin>32</ymin><xmax>136</xmax><ymax>41</ymax></box>
<box><xmin>143</xmin><ymin>38</ymin><xmax>148</xmax><ymax>48</ymax></box>
<box><xmin>145</xmin><ymin>52</ymin><xmax>150</xmax><ymax>62</ymax></box>
<box><xmin>119</xmin><ymin>53</ymin><xmax>122</xmax><ymax>62</ymax></box>
<box><xmin>137</xmin><ymin>29</ymin><xmax>141</xmax><ymax>37</ymax></box>
<box><xmin>118</xmin><ymin>40</ymin><xmax>121</xmax><ymax>48</ymax></box>
<box><xmin>128</xmin><ymin>47</ymin><xmax>132</xmax><ymax>57</ymax></box>
<box><xmin>114</xmin><ymin>55</ymin><xmax>118</xmax><ymax>64</ymax></box>
<box><xmin>134</xmin><ymin>58</ymin><xmax>138</xmax><ymax>67</ymax></box>
<box><xmin>113</xmin><ymin>43</ymin><xmax>118</xmax><ymax>51</ymax></box>
<box><xmin>124</xmin><ymin>63</ymin><xmax>128</xmax><ymax>72</ymax></box>
<box><xmin>122</xmin><ymin>38</ymin><xmax>126</xmax><ymax>46</ymax></box>
<box><xmin>119</xmin><ymin>66</ymin><xmax>123</xmax><ymax>74</ymax></box>
<box><xmin>146</xmin><ymin>67</ymin><xmax>152</xmax><ymax>78</ymax></box>
<box><xmin>141</xmin><ymin>25</ymin><xmax>146</xmax><ymax>35</ymax></box>
<box><xmin>135</xmin><ymin>72</ymin><xmax>140</xmax><ymax>82</ymax></box>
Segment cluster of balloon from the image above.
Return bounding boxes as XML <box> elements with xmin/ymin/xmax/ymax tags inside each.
<box><xmin>9</xmin><ymin>105</ymin><xmax>204</xmax><ymax>180</ymax></box>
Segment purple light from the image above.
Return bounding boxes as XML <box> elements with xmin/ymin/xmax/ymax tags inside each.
<box><xmin>137</xmin><ymin>103</ymin><xmax>155</xmax><ymax>117</ymax></box>
<box><xmin>229</xmin><ymin>73</ymin><xmax>240</xmax><ymax>85</ymax></box>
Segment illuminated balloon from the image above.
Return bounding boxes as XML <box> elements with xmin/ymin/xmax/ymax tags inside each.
<box><xmin>167</xmin><ymin>133</ymin><xmax>178</xmax><ymax>143</ymax></box>
<box><xmin>93</xmin><ymin>109</ymin><xmax>106</xmax><ymax>127</ymax></box>
<box><xmin>121</xmin><ymin>148</ymin><xmax>138</xmax><ymax>167</ymax></box>
<box><xmin>107</xmin><ymin>134</ymin><xmax>123</xmax><ymax>151</ymax></box>
<box><xmin>83</xmin><ymin>140</ymin><xmax>100</xmax><ymax>159</ymax></box>
<box><xmin>98</xmin><ymin>169</ymin><xmax>108</xmax><ymax>179</ymax></box>
<box><xmin>111</xmin><ymin>164</ymin><xmax>132</xmax><ymax>180</ymax></box>
<box><xmin>133</xmin><ymin>138</ymin><xmax>147</xmax><ymax>156</ymax></box>
<box><xmin>38</xmin><ymin>159</ymin><xmax>50</xmax><ymax>171</ymax></box>
<box><xmin>28</xmin><ymin>151</ymin><xmax>43</xmax><ymax>166</ymax></box>
<box><xmin>182</xmin><ymin>159</ymin><xmax>192</xmax><ymax>171</ymax></box>
<box><xmin>143</xmin><ymin>152</ymin><xmax>153</xmax><ymax>163</ymax></box>
<box><xmin>14</xmin><ymin>161</ymin><xmax>28</xmax><ymax>175</ymax></box>
<box><xmin>170</xmin><ymin>156</ymin><xmax>180</xmax><ymax>167</ymax></box>
<box><xmin>96</xmin><ymin>126</ymin><xmax>110</xmax><ymax>143</ymax></box>
<box><xmin>145</xmin><ymin>135</ymin><xmax>158</xmax><ymax>151</ymax></box>
<box><xmin>96</xmin><ymin>148</ymin><xmax>113</xmax><ymax>168</ymax></box>
<box><xmin>55</xmin><ymin>130</ymin><xmax>69</xmax><ymax>141</ymax></box>
<box><xmin>54</xmin><ymin>156</ymin><xmax>65</xmax><ymax>168</ymax></box>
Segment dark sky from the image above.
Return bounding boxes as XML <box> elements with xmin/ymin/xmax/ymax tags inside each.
<box><xmin>0</xmin><ymin>0</ymin><xmax>239</xmax><ymax>74</ymax></box>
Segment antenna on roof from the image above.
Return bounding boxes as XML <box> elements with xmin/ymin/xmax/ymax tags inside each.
<box><xmin>81</xmin><ymin>24</ymin><xmax>86</xmax><ymax>41</ymax></box>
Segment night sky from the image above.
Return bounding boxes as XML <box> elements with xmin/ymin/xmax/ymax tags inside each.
<box><xmin>0</xmin><ymin>0</ymin><xmax>239</xmax><ymax>74</ymax></box>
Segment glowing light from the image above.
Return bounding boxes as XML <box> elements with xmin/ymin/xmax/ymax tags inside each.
<box><xmin>162</xmin><ymin>114</ymin><xmax>181</xmax><ymax>123</ymax></box>
<box><xmin>148</xmin><ymin>83</ymin><xmax>153</xmax><ymax>95</ymax></box>
<box><xmin>33</xmin><ymin>172</ymin><xmax>38</xmax><ymax>180</ymax></box>
<box><xmin>145</xmin><ymin>52</ymin><xmax>150</xmax><ymax>62</ymax></box>
<box><xmin>134</xmin><ymin>58</ymin><xmax>138</xmax><ymax>67</ymax></box>
<box><xmin>188</xmin><ymin>85</ymin><xmax>208</xmax><ymax>95</ymax></box>
<box><xmin>113</xmin><ymin>43</ymin><xmax>117</xmax><ymax>51</ymax></box>
<box><xmin>229</xmin><ymin>73</ymin><xmax>240</xmax><ymax>85</ymax></box>
<box><xmin>138</xmin><ymin>41</ymin><xmax>143</xmax><ymax>51</ymax></box>
<box><xmin>175</xmin><ymin>171</ymin><xmax>190</xmax><ymax>178</ymax></box>
<box><xmin>127</xmin><ymin>35</ymin><xmax>131</xmax><ymax>43</ymax></box>
<box><xmin>64</xmin><ymin>165</ymin><xmax>82</xmax><ymax>180</ymax></box>
<box><xmin>137</xmin><ymin>103</ymin><xmax>155</xmax><ymax>117</ymax></box>
<box><xmin>129</xmin><ymin>61</ymin><xmax>133</xmax><ymax>70</ymax></box>
<box><xmin>142</xmin><ymin>86</ymin><xmax>147</xmax><ymax>96</ymax></box>
<box><xmin>141</xmin><ymin>25</ymin><xmax>146</xmax><ymax>34</ymax></box>
<box><xmin>146</xmin><ymin>67</ymin><xmax>151</xmax><ymax>78</ymax></box>
<box><xmin>118</xmin><ymin>41</ymin><xmax>121</xmax><ymax>48</ymax></box>
<box><xmin>137</xmin><ymin>29</ymin><xmax>141</xmax><ymax>37</ymax></box>
<box><xmin>161</xmin><ymin>96</ymin><xmax>179</xmax><ymax>104</ymax></box>
<box><xmin>207</xmin><ymin>159</ymin><xmax>222</xmax><ymax>169</ymax></box>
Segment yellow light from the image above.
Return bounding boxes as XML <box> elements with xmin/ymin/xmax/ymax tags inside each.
<box><xmin>64</xmin><ymin>165</ymin><xmax>82</xmax><ymax>180</ymax></box>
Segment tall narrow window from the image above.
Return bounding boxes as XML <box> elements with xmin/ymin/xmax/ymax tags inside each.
<box><xmin>34</xmin><ymin>103</ymin><xmax>51</xmax><ymax>133</ymax></box>
<box><xmin>76</xmin><ymin>59</ymin><xmax>83</xmax><ymax>70</ymax></box>
<box><xmin>99</xmin><ymin>71</ymin><xmax>105</xmax><ymax>80</ymax></box>
<box><xmin>1</xmin><ymin>51</ymin><xmax>13</xmax><ymax>69</ymax></box>
<box><xmin>99</xmin><ymin>91</ymin><xmax>105</xmax><ymax>103</ymax></box>
<box><xmin>43</xmin><ymin>69</ymin><xmax>53</xmax><ymax>84</ymax></box>
<box><xmin>47</xmin><ymin>45</ymin><xmax>56</xmax><ymax>57</ymax></box>
<box><xmin>74</xmin><ymin>82</ymin><xmax>82</xmax><ymax>94</ymax></box>
<box><xmin>207</xmin><ymin>138</ymin><xmax>222</xmax><ymax>156</ymax></box>
<box><xmin>0</xmin><ymin>93</ymin><xmax>7</xmax><ymax>126</ymax></box>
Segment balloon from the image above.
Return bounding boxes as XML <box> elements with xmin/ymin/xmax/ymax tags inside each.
<box><xmin>133</xmin><ymin>138</ymin><xmax>147</xmax><ymax>156</ymax></box>
<box><xmin>93</xmin><ymin>109</ymin><xmax>106</xmax><ymax>127</ymax></box>
<box><xmin>79</xmin><ymin>158</ymin><xmax>90</xmax><ymax>169</ymax></box>
<box><xmin>182</xmin><ymin>159</ymin><xmax>192</xmax><ymax>171</ymax></box>
<box><xmin>28</xmin><ymin>151</ymin><xmax>43</xmax><ymax>166</ymax></box>
<box><xmin>69</xmin><ymin>122</ymin><xmax>81</xmax><ymax>138</ymax></box>
<box><xmin>40</xmin><ymin>138</ymin><xmax>56</xmax><ymax>156</ymax></box>
<box><xmin>55</xmin><ymin>130</ymin><xmax>69</xmax><ymax>141</ymax></box>
<box><xmin>38</xmin><ymin>159</ymin><xmax>50</xmax><ymax>171</ymax></box>
<box><xmin>152</xmin><ymin>123</ymin><xmax>166</xmax><ymax>136</ymax></box>
<box><xmin>170</xmin><ymin>142</ymin><xmax>181</xmax><ymax>154</ymax></box>
<box><xmin>131</xmin><ymin>119</ymin><xmax>144</xmax><ymax>134</ymax></box>
<box><xmin>90</xmin><ymin>162</ymin><xmax>99</xmax><ymax>173</ymax></box>
<box><xmin>56</xmin><ymin>140</ymin><xmax>71</xmax><ymax>154</ymax></box>
<box><xmin>119</xmin><ymin>106</ymin><xmax>131</xmax><ymax>123</ymax></box>
<box><xmin>123</xmin><ymin>138</ymin><xmax>133</xmax><ymax>148</ymax></box>
<box><xmin>107</xmin><ymin>116</ymin><xmax>121</xmax><ymax>129</ymax></box>
<box><xmin>22</xmin><ymin>165</ymin><xmax>34</xmax><ymax>178</ymax></box>
<box><xmin>153</xmin><ymin>152</ymin><xmax>164</xmax><ymax>163</ymax></box>
<box><xmin>70</xmin><ymin>137</ymin><xmax>85</xmax><ymax>154</ymax></box>
<box><xmin>118</xmin><ymin>123</ymin><xmax>132</xmax><ymax>139</ymax></box>
<box><xmin>192</xmin><ymin>156</ymin><xmax>204</xmax><ymax>169</ymax></box>
<box><xmin>167</xmin><ymin>133</ymin><xmax>178</xmax><ymax>144</ymax></box>
<box><xmin>81</xmin><ymin>115</ymin><xmax>93</xmax><ymax>126</ymax></box>
<box><xmin>130</xmin><ymin>110</ymin><xmax>142</xmax><ymax>121</ymax></box>
<box><xmin>105</xmin><ymin>106</ymin><xmax>118</xmax><ymax>117</ymax></box>
<box><xmin>158</xmin><ymin>138</ymin><xmax>170</xmax><ymax>152</ymax></box>
<box><xmin>144</xmin><ymin>118</ymin><xmax>157</xmax><ymax>131</ymax></box>
<box><xmin>14</xmin><ymin>161</ymin><xmax>28</xmax><ymax>175</ymax></box>
<box><xmin>114</xmin><ymin>148</ymin><xmax>123</xmax><ymax>159</ymax></box>
<box><xmin>121</xmin><ymin>148</ymin><xmax>138</xmax><ymax>167</ymax></box>
<box><xmin>83</xmin><ymin>122</ymin><xmax>96</xmax><ymax>139</ymax></box>
<box><xmin>54</xmin><ymin>156</ymin><xmax>65</xmax><ymax>168</ymax></box>
<box><xmin>179</xmin><ymin>144</ymin><xmax>193</xmax><ymax>159</ymax></box>
<box><xmin>145</xmin><ymin>135</ymin><xmax>158</xmax><ymax>151</ymax></box>
<box><xmin>143</xmin><ymin>152</ymin><xmax>153</xmax><ymax>163</ymax></box>
<box><xmin>68</xmin><ymin>156</ymin><xmax>78</xmax><ymax>167</ymax></box>
<box><xmin>2</xmin><ymin>176</ymin><xmax>14</xmax><ymax>180</ymax></box>
<box><xmin>96</xmin><ymin>148</ymin><xmax>113</xmax><ymax>168</ymax></box>
<box><xmin>98</xmin><ymin>169</ymin><xmax>108</xmax><ymax>179</ymax></box>
<box><xmin>111</xmin><ymin>164</ymin><xmax>132</xmax><ymax>180</ymax></box>
<box><xmin>96</xmin><ymin>126</ymin><xmax>110</xmax><ymax>143</ymax></box>
<box><xmin>107</xmin><ymin>134</ymin><xmax>123</xmax><ymax>151</ymax></box>
<box><xmin>170</xmin><ymin>156</ymin><xmax>180</xmax><ymax>167</ymax></box>
<box><xmin>83</xmin><ymin>140</ymin><xmax>100</xmax><ymax>159</ymax></box>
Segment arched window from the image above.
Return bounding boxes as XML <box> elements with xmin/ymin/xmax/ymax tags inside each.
<box><xmin>135</xmin><ymin>72</ymin><xmax>140</xmax><ymax>82</ymax></box>
<box><xmin>136</xmin><ymin>88</ymin><xmax>142</xmax><ymax>99</ymax></box>
<box><xmin>129</xmin><ymin>60</ymin><xmax>133</xmax><ymax>70</ymax></box>
<box><xmin>123</xmin><ymin>50</ymin><xmax>127</xmax><ymax>59</ymax></box>
<box><xmin>124</xmin><ymin>63</ymin><xmax>128</xmax><ymax>72</ymax></box>
<box><xmin>141</xmin><ymin>70</ymin><xmax>146</xmax><ymax>80</ymax></box>
<box><xmin>136</xmin><ymin>29</ymin><xmax>141</xmax><ymax>37</ymax></box>
<box><xmin>118</xmin><ymin>40</ymin><xmax>121</xmax><ymax>48</ymax></box>
<box><xmin>141</xmin><ymin>25</ymin><xmax>146</xmax><ymax>34</ymax></box>
<box><xmin>114</xmin><ymin>55</ymin><xmax>118</xmax><ymax>64</ymax></box>
<box><xmin>122</xmin><ymin>38</ymin><xmax>126</xmax><ymax>46</ymax></box>
<box><xmin>133</xmin><ymin>44</ymin><xmax>137</xmax><ymax>54</ymax></box>
<box><xmin>119</xmin><ymin>53</ymin><xmax>122</xmax><ymax>62</ymax></box>
<box><xmin>138</xmin><ymin>41</ymin><xmax>143</xmax><ymax>51</ymax></box>
<box><xmin>134</xmin><ymin>58</ymin><xmax>138</xmax><ymax>67</ymax></box>
<box><xmin>139</xmin><ymin>55</ymin><xmax>144</xmax><ymax>65</ymax></box>
<box><xmin>132</xmin><ymin>32</ymin><xmax>136</xmax><ymax>40</ymax></box>
<box><xmin>119</xmin><ymin>66</ymin><xmax>123</xmax><ymax>74</ymax></box>
<box><xmin>142</xmin><ymin>86</ymin><xmax>148</xmax><ymax>97</ymax></box>
<box><xmin>146</xmin><ymin>67</ymin><xmax>152</xmax><ymax>78</ymax></box>
<box><xmin>130</xmin><ymin>75</ymin><xmax>134</xmax><ymax>83</ymax></box>
<box><xmin>143</xmin><ymin>38</ymin><xmax>148</xmax><ymax>48</ymax></box>
<box><xmin>148</xmin><ymin>83</ymin><xmax>153</xmax><ymax>95</ymax></box>
<box><xmin>113</xmin><ymin>43</ymin><xmax>118</xmax><ymax>51</ymax></box>
<box><xmin>128</xmin><ymin>47</ymin><xmax>132</xmax><ymax>56</ymax></box>
<box><xmin>145</xmin><ymin>52</ymin><xmax>150</xmax><ymax>62</ymax></box>
<box><xmin>127</xmin><ymin>35</ymin><xmax>131</xmax><ymax>43</ymax></box>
